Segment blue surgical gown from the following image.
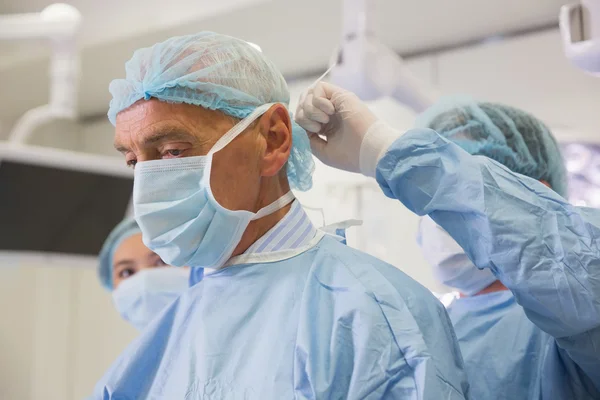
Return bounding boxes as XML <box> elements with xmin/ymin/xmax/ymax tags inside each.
<box><xmin>93</xmin><ymin>235</ymin><xmax>469</xmax><ymax>399</ymax></box>
<box><xmin>375</xmin><ymin>128</ymin><xmax>600</xmax><ymax>399</ymax></box>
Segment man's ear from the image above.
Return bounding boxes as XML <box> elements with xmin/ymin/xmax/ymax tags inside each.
<box><xmin>259</xmin><ymin>104</ymin><xmax>292</xmax><ymax>177</ymax></box>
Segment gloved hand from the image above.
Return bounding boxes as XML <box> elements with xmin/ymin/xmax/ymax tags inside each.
<box><xmin>295</xmin><ymin>82</ymin><xmax>400</xmax><ymax>177</ymax></box>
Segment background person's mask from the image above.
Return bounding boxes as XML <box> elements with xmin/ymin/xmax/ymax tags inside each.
<box><xmin>112</xmin><ymin>267</ymin><xmax>190</xmax><ymax>331</ymax></box>
<box><xmin>417</xmin><ymin>216</ymin><xmax>497</xmax><ymax>296</ymax></box>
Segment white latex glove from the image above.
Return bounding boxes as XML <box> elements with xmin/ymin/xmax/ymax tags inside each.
<box><xmin>295</xmin><ymin>82</ymin><xmax>400</xmax><ymax>177</ymax></box>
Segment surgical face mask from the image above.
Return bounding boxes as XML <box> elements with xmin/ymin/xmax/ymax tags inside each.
<box><xmin>112</xmin><ymin>267</ymin><xmax>190</xmax><ymax>331</ymax></box>
<box><xmin>133</xmin><ymin>103</ymin><xmax>294</xmax><ymax>269</ymax></box>
<box><xmin>416</xmin><ymin>216</ymin><xmax>497</xmax><ymax>296</ymax></box>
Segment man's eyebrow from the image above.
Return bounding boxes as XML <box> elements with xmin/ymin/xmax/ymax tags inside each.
<box><xmin>142</xmin><ymin>129</ymin><xmax>197</xmax><ymax>145</ymax></box>
<box><xmin>114</xmin><ymin>128</ymin><xmax>197</xmax><ymax>153</ymax></box>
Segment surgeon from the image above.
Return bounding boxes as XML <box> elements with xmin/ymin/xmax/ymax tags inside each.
<box><xmin>92</xmin><ymin>32</ymin><xmax>469</xmax><ymax>399</ymax></box>
<box><xmin>296</xmin><ymin>82</ymin><xmax>600</xmax><ymax>399</ymax></box>
<box><xmin>97</xmin><ymin>217</ymin><xmax>190</xmax><ymax>331</ymax></box>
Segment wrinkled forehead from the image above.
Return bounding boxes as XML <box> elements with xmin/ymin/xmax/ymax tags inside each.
<box><xmin>113</xmin><ymin>99</ymin><xmax>236</xmax><ymax>150</ymax></box>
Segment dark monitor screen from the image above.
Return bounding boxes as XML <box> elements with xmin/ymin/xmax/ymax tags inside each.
<box><xmin>0</xmin><ymin>160</ymin><xmax>133</xmax><ymax>256</ymax></box>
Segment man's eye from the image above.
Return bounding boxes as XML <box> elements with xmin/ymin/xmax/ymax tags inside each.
<box><xmin>126</xmin><ymin>159</ymin><xmax>137</xmax><ymax>168</ymax></box>
<box><xmin>166</xmin><ymin>149</ymin><xmax>182</xmax><ymax>156</ymax></box>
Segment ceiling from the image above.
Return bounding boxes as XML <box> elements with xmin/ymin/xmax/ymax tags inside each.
<box><xmin>0</xmin><ymin>0</ymin><xmax>566</xmax><ymax>128</ymax></box>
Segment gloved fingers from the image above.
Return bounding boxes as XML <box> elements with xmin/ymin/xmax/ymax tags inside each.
<box><xmin>295</xmin><ymin>107</ymin><xmax>323</xmax><ymax>134</ymax></box>
<box><xmin>330</xmin><ymin>90</ymin><xmax>362</xmax><ymax>114</ymax></box>
<box><xmin>312</xmin><ymin>96</ymin><xmax>336</xmax><ymax>116</ymax></box>
<box><xmin>303</xmin><ymin>93</ymin><xmax>331</xmax><ymax>124</ymax></box>
<box><xmin>313</xmin><ymin>81</ymin><xmax>344</xmax><ymax>100</ymax></box>
<box><xmin>296</xmin><ymin>88</ymin><xmax>329</xmax><ymax>126</ymax></box>
<box><xmin>312</xmin><ymin>82</ymin><xmax>337</xmax><ymax>115</ymax></box>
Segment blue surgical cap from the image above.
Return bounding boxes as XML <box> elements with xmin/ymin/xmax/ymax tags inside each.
<box><xmin>98</xmin><ymin>217</ymin><xmax>141</xmax><ymax>291</ymax></box>
<box><xmin>415</xmin><ymin>97</ymin><xmax>568</xmax><ymax>197</ymax></box>
<box><xmin>108</xmin><ymin>31</ymin><xmax>314</xmax><ymax>191</ymax></box>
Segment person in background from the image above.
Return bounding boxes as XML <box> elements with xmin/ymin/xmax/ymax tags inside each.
<box><xmin>98</xmin><ymin>217</ymin><xmax>189</xmax><ymax>331</ymax></box>
<box><xmin>296</xmin><ymin>83</ymin><xmax>600</xmax><ymax>399</ymax></box>
<box><xmin>92</xmin><ymin>32</ymin><xmax>469</xmax><ymax>399</ymax></box>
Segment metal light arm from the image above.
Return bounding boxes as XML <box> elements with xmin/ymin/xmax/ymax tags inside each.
<box><xmin>0</xmin><ymin>4</ymin><xmax>82</xmax><ymax>145</ymax></box>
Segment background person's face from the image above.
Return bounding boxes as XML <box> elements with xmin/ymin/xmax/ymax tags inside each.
<box><xmin>113</xmin><ymin>99</ymin><xmax>268</xmax><ymax>214</ymax></box>
<box><xmin>111</xmin><ymin>233</ymin><xmax>168</xmax><ymax>288</ymax></box>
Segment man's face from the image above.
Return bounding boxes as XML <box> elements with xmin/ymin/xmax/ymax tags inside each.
<box><xmin>113</xmin><ymin>99</ymin><xmax>268</xmax><ymax>213</ymax></box>
<box><xmin>111</xmin><ymin>233</ymin><xmax>169</xmax><ymax>289</ymax></box>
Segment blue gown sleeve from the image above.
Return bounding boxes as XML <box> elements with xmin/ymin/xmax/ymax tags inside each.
<box><xmin>375</xmin><ymin>128</ymin><xmax>600</xmax><ymax>390</ymax></box>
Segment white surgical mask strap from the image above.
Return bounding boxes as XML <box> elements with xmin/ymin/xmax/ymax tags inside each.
<box><xmin>252</xmin><ymin>191</ymin><xmax>295</xmax><ymax>220</ymax></box>
<box><xmin>208</xmin><ymin>103</ymin><xmax>276</xmax><ymax>156</ymax></box>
